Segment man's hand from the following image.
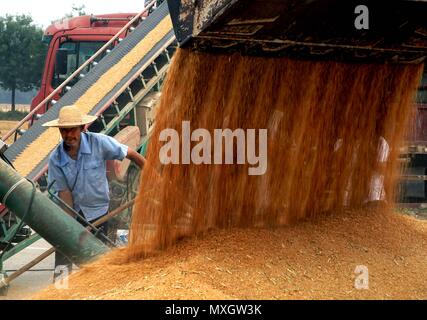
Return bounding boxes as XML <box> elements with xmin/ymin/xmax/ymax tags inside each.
<box><xmin>126</xmin><ymin>148</ymin><xmax>146</xmax><ymax>170</ymax></box>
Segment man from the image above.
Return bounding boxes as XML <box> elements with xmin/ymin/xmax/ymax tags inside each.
<box><xmin>367</xmin><ymin>136</ymin><xmax>389</xmax><ymax>204</ymax></box>
<box><xmin>44</xmin><ymin>105</ymin><xmax>145</xmax><ymax>280</ymax></box>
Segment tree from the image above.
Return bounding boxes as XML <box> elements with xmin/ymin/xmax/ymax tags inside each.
<box><xmin>71</xmin><ymin>4</ymin><xmax>87</xmax><ymax>17</ymax></box>
<box><xmin>0</xmin><ymin>15</ymin><xmax>46</xmax><ymax>111</ymax></box>
<box><xmin>61</xmin><ymin>4</ymin><xmax>87</xmax><ymax>20</ymax></box>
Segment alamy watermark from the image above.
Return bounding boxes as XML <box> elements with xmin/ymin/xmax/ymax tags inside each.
<box><xmin>54</xmin><ymin>265</ymin><xmax>69</xmax><ymax>290</ymax></box>
<box><xmin>354</xmin><ymin>265</ymin><xmax>369</xmax><ymax>290</ymax></box>
<box><xmin>354</xmin><ymin>5</ymin><xmax>369</xmax><ymax>30</ymax></box>
<box><xmin>159</xmin><ymin>121</ymin><xmax>268</xmax><ymax>176</ymax></box>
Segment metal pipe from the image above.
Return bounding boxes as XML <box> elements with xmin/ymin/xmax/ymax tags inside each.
<box><xmin>90</xmin><ymin>17</ymin><xmax>135</xmax><ymax>24</ymax></box>
<box><xmin>47</xmin><ymin>181</ymin><xmax>116</xmax><ymax>247</ymax></box>
<box><xmin>2</xmin><ymin>247</ymin><xmax>55</xmax><ymax>286</ymax></box>
<box><xmin>0</xmin><ymin>159</ymin><xmax>109</xmax><ymax>266</ymax></box>
<box><xmin>0</xmin><ymin>199</ymin><xmax>134</xmax><ymax>289</ymax></box>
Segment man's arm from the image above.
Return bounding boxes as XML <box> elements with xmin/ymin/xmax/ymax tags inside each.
<box><xmin>47</xmin><ymin>154</ymin><xmax>75</xmax><ymax>217</ymax></box>
<box><xmin>126</xmin><ymin>148</ymin><xmax>146</xmax><ymax>170</ymax></box>
<box><xmin>98</xmin><ymin>134</ymin><xmax>145</xmax><ymax>169</ymax></box>
<box><xmin>58</xmin><ymin>190</ymin><xmax>76</xmax><ymax>217</ymax></box>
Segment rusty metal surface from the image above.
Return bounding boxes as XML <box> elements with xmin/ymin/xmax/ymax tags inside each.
<box><xmin>107</xmin><ymin>126</ymin><xmax>141</xmax><ymax>182</ymax></box>
<box><xmin>167</xmin><ymin>0</ymin><xmax>427</xmax><ymax>63</ymax></box>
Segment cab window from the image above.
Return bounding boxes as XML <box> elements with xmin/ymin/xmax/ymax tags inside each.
<box><xmin>52</xmin><ymin>41</ymin><xmax>105</xmax><ymax>89</ymax></box>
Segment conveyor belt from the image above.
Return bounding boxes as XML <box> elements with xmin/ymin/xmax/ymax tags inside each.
<box><xmin>4</xmin><ymin>2</ymin><xmax>174</xmax><ymax>180</ymax></box>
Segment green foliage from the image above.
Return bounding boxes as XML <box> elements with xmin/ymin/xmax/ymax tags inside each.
<box><xmin>72</xmin><ymin>4</ymin><xmax>87</xmax><ymax>16</ymax></box>
<box><xmin>0</xmin><ymin>110</ymin><xmax>28</xmax><ymax>121</ymax></box>
<box><xmin>0</xmin><ymin>15</ymin><xmax>47</xmax><ymax>108</ymax></box>
<box><xmin>62</xmin><ymin>4</ymin><xmax>87</xmax><ymax>19</ymax></box>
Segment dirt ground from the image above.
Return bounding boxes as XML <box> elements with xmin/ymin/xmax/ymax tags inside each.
<box><xmin>0</xmin><ymin>120</ymin><xmax>22</xmax><ymax>144</ymax></box>
<box><xmin>33</xmin><ymin>209</ymin><xmax>427</xmax><ymax>300</ymax></box>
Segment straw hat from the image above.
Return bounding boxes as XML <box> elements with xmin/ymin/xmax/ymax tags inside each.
<box><xmin>43</xmin><ymin>105</ymin><xmax>98</xmax><ymax>128</ymax></box>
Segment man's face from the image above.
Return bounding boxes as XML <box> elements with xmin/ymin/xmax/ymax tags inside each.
<box><xmin>59</xmin><ymin>126</ymin><xmax>82</xmax><ymax>148</ymax></box>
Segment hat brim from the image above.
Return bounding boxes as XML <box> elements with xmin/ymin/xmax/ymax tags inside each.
<box><xmin>42</xmin><ymin>115</ymin><xmax>98</xmax><ymax>128</ymax></box>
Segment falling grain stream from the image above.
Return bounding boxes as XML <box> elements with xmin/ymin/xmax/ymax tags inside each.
<box><xmin>129</xmin><ymin>49</ymin><xmax>423</xmax><ymax>258</ymax></box>
<box><xmin>34</xmin><ymin>50</ymin><xmax>427</xmax><ymax>300</ymax></box>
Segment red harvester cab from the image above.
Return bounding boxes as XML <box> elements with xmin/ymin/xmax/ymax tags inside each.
<box><xmin>30</xmin><ymin>13</ymin><xmax>145</xmax><ymax>115</ymax></box>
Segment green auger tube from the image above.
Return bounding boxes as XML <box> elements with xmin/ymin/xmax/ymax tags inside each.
<box><xmin>0</xmin><ymin>159</ymin><xmax>110</xmax><ymax>265</ymax></box>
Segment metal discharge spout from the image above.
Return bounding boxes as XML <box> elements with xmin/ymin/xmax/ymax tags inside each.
<box><xmin>166</xmin><ymin>0</ymin><xmax>427</xmax><ymax>64</ymax></box>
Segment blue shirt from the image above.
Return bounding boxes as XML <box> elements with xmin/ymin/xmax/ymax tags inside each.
<box><xmin>48</xmin><ymin>132</ymin><xmax>128</xmax><ymax>221</ymax></box>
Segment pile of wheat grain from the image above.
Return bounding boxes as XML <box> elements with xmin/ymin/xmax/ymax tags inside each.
<box><xmin>33</xmin><ymin>208</ymin><xmax>427</xmax><ymax>300</ymax></box>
